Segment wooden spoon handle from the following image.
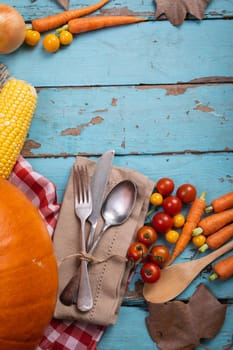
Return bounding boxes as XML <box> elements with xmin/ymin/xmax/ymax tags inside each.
<box><xmin>198</xmin><ymin>239</ymin><xmax>233</xmax><ymax>268</ymax></box>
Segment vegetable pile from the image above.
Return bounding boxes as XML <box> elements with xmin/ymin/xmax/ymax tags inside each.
<box><xmin>127</xmin><ymin>178</ymin><xmax>233</xmax><ymax>285</ymax></box>
<box><xmin>23</xmin><ymin>0</ymin><xmax>148</xmax><ymax>53</ymax></box>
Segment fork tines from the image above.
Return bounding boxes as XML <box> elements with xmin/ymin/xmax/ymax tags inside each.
<box><xmin>74</xmin><ymin>165</ymin><xmax>91</xmax><ymax>205</ymax></box>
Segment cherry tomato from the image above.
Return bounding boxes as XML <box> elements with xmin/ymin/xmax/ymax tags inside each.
<box><xmin>165</xmin><ymin>229</ymin><xmax>179</xmax><ymax>244</ymax></box>
<box><xmin>25</xmin><ymin>29</ymin><xmax>40</xmax><ymax>46</ymax></box>
<box><xmin>59</xmin><ymin>30</ymin><xmax>73</xmax><ymax>45</ymax></box>
<box><xmin>43</xmin><ymin>33</ymin><xmax>60</xmax><ymax>53</ymax></box>
<box><xmin>137</xmin><ymin>225</ymin><xmax>158</xmax><ymax>247</ymax></box>
<box><xmin>152</xmin><ymin>212</ymin><xmax>173</xmax><ymax>233</ymax></box>
<box><xmin>150</xmin><ymin>192</ymin><xmax>163</xmax><ymax>206</ymax></box>
<box><xmin>173</xmin><ymin>213</ymin><xmax>185</xmax><ymax>228</ymax></box>
<box><xmin>162</xmin><ymin>195</ymin><xmax>183</xmax><ymax>216</ymax></box>
<box><xmin>127</xmin><ymin>242</ymin><xmax>148</xmax><ymax>262</ymax></box>
<box><xmin>150</xmin><ymin>245</ymin><xmax>170</xmax><ymax>267</ymax></box>
<box><xmin>192</xmin><ymin>234</ymin><xmax>206</xmax><ymax>247</ymax></box>
<box><xmin>176</xmin><ymin>184</ymin><xmax>197</xmax><ymax>203</ymax></box>
<box><xmin>140</xmin><ymin>262</ymin><xmax>160</xmax><ymax>283</ymax></box>
<box><xmin>156</xmin><ymin>178</ymin><xmax>175</xmax><ymax>196</ymax></box>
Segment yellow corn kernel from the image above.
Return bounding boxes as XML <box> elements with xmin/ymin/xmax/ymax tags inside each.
<box><xmin>0</xmin><ymin>77</ymin><xmax>37</xmax><ymax>179</ymax></box>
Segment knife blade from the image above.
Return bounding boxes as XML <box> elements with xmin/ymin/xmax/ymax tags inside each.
<box><xmin>86</xmin><ymin>149</ymin><xmax>115</xmax><ymax>251</ymax></box>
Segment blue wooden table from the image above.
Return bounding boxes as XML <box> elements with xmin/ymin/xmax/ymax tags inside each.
<box><xmin>1</xmin><ymin>0</ymin><xmax>233</xmax><ymax>349</ymax></box>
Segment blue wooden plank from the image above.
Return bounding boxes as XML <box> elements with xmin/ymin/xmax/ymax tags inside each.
<box><xmin>29</xmin><ymin>154</ymin><xmax>233</xmax><ymax>210</ymax></box>
<box><xmin>22</xmin><ymin>84</ymin><xmax>233</xmax><ymax>156</ymax></box>
<box><xmin>1</xmin><ymin>0</ymin><xmax>232</xmax><ymax>348</ymax></box>
<box><xmin>1</xmin><ymin>20</ymin><xmax>233</xmax><ymax>86</ymax></box>
<box><xmin>4</xmin><ymin>0</ymin><xmax>233</xmax><ymax>20</ymax></box>
<box><xmin>97</xmin><ymin>304</ymin><xmax>233</xmax><ymax>350</ymax></box>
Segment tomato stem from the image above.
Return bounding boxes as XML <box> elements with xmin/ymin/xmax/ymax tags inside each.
<box><xmin>146</xmin><ymin>207</ymin><xmax>156</xmax><ymax>218</ymax></box>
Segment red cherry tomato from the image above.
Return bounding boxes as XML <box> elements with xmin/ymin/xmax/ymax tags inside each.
<box><xmin>150</xmin><ymin>245</ymin><xmax>170</xmax><ymax>267</ymax></box>
<box><xmin>162</xmin><ymin>195</ymin><xmax>183</xmax><ymax>216</ymax></box>
<box><xmin>176</xmin><ymin>184</ymin><xmax>197</xmax><ymax>203</ymax></box>
<box><xmin>127</xmin><ymin>242</ymin><xmax>148</xmax><ymax>262</ymax></box>
<box><xmin>156</xmin><ymin>178</ymin><xmax>175</xmax><ymax>196</ymax></box>
<box><xmin>137</xmin><ymin>225</ymin><xmax>158</xmax><ymax>247</ymax></box>
<box><xmin>152</xmin><ymin>212</ymin><xmax>173</xmax><ymax>233</ymax></box>
<box><xmin>140</xmin><ymin>262</ymin><xmax>160</xmax><ymax>283</ymax></box>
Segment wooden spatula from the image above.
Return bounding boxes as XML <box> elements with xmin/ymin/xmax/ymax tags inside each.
<box><xmin>143</xmin><ymin>239</ymin><xmax>233</xmax><ymax>303</ymax></box>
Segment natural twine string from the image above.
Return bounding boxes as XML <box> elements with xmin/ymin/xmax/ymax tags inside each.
<box><xmin>58</xmin><ymin>251</ymin><xmax>128</xmax><ymax>267</ymax></box>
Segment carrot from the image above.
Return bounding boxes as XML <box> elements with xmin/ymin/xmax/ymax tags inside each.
<box><xmin>166</xmin><ymin>192</ymin><xmax>206</xmax><ymax>265</ymax></box>
<box><xmin>193</xmin><ymin>208</ymin><xmax>233</xmax><ymax>237</ymax></box>
<box><xmin>199</xmin><ymin>223</ymin><xmax>233</xmax><ymax>253</ymax></box>
<box><xmin>31</xmin><ymin>0</ymin><xmax>109</xmax><ymax>33</ymax></box>
<box><xmin>205</xmin><ymin>191</ymin><xmax>233</xmax><ymax>213</ymax></box>
<box><xmin>64</xmin><ymin>16</ymin><xmax>148</xmax><ymax>34</ymax></box>
<box><xmin>209</xmin><ymin>255</ymin><xmax>233</xmax><ymax>281</ymax></box>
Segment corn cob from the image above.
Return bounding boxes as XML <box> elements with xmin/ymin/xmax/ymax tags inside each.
<box><xmin>0</xmin><ymin>64</ymin><xmax>37</xmax><ymax>179</ymax></box>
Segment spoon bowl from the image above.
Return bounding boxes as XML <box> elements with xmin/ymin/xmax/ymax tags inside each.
<box><xmin>89</xmin><ymin>180</ymin><xmax>137</xmax><ymax>253</ymax></box>
<box><xmin>143</xmin><ymin>239</ymin><xmax>233</xmax><ymax>303</ymax></box>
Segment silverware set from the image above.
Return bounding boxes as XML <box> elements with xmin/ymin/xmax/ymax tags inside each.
<box><xmin>60</xmin><ymin>150</ymin><xmax>137</xmax><ymax>312</ymax></box>
<box><xmin>73</xmin><ymin>164</ymin><xmax>94</xmax><ymax>312</ymax></box>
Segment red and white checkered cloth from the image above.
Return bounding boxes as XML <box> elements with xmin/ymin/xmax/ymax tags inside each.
<box><xmin>9</xmin><ymin>155</ymin><xmax>105</xmax><ymax>350</ymax></box>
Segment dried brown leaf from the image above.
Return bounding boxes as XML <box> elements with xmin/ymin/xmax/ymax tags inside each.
<box><xmin>155</xmin><ymin>0</ymin><xmax>211</xmax><ymax>26</ymax></box>
<box><xmin>55</xmin><ymin>0</ymin><xmax>70</xmax><ymax>10</ymax></box>
<box><xmin>146</xmin><ymin>284</ymin><xmax>227</xmax><ymax>350</ymax></box>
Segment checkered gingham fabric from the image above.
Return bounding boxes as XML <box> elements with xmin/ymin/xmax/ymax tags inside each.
<box><xmin>9</xmin><ymin>155</ymin><xmax>105</xmax><ymax>350</ymax></box>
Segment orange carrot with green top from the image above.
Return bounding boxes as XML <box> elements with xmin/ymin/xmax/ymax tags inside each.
<box><xmin>166</xmin><ymin>192</ymin><xmax>206</xmax><ymax>265</ymax></box>
<box><xmin>193</xmin><ymin>208</ymin><xmax>233</xmax><ymax>237</ymax></box>
<box><xmin>199</xmin><ymin>223</ymin><xmax>233</xmax><ymax>253</ymax></box>
<box><xmin>205</xmin><ymin>191</ymin><xmax>233</xmax><ymax>213</ymax></box>
<box><xmin>62</xmin><ymin>15</ymin><xmax>148</xmax><ymax>34</ymax></box>
<box><xmin>209</xmin><ymin>255</ymin><xmax>233</xmax><ymax>281</ymax></box>
<box><xmin>32</xmin><ymin>0</ymin><xmax>109</xmax><ymax>33</ymax></box>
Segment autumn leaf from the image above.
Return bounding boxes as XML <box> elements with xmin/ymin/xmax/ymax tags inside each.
<box><xmin>155</xmin><ymin>0</ymin><xmax>211</xmax><ymax>26</ymax></box>
<box><xmin>31</xmin><ymin>0</ymin><xmax>70</xmax><ymax>10</ymax></box>
<box><xmin>55</xmin><ymin>0</ymin><xmax>70</xmax><ymax>10</ymax></box>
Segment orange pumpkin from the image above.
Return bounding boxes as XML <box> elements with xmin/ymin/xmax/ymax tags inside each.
<box><xmin>0</xmin><ymin>178</ymin><xmax>58</xmax><ymax>350</ymax></box>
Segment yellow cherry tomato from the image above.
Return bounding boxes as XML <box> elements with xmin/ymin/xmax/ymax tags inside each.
<box><xmin>59</xmin><ymin>30</ymin><xmax>73</xmax><ymax>45</ymax></box>
<box><xmin>173</xmin><ymin>213</ymin><xmax>185</xmax><ymax>228</ymax></box>
<box><xmin>192</xmin><ymin>234</ymin><xmax>206</xmax><ymax>247</ymax></box>
<box><xmin>25</xmin><ymin>30</ymin><xmax>40</xmax><ymax>46</ymax></box>
<box><xmin>43</xmin><ymin>33</ymin><xmax>60</xmax><ymax>53</ymax></box>
<box><xmin>165</xmin><ymin>230</ymin><xmax>179</xmax><ymax>244</ymax></box>
<box><xmin>150</xmin><ymin>192</ymin><xmax>163</xmax><ymax>206</ymax></box>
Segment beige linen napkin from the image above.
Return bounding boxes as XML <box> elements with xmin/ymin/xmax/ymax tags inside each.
<box><xmin>53</xmin><ymin>156</ymin><xmax>154</xmax><ymax>326</ymax></box>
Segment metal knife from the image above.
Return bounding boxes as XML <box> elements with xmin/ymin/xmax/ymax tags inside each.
<box><xmin>86</xmin><ymin>149</ymin><xmax>115</xmax><ymax>251</ymax></box>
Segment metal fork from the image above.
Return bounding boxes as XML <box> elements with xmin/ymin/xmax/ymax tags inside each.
<box><xmin>73</xmin><ymin>164</ymin><xmax>93</xmax><ymax>312</ymax></box>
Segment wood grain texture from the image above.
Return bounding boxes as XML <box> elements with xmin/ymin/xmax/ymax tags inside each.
<box><xmin>29</xmin><ymin>154</ymin><xmax>233</xmax><ymax>206</ymax></box>
<box><xmin>1</xmin><ymin>0</ymin><xmax>232</xmax><ymax>348</ymax></box>
<box><xmin>98</xmin><ymin>304</ymin><xmax>233</xmax><ymax>350</ymax></box>
<box><xmin>4</xmin><ymin>0</ymin><xmax>233</xmax><ymax>20</ymax></box>
<box><xmin>21</xmin><ymin>84</ymin><xmax>233</xmax><ymax>156</ymax></box>
<box><xmin>1</xmin><ymin>20</ymin><xmax>233</xmax><ymax>86</ymax></box>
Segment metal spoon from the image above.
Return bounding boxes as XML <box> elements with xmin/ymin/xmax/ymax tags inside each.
<box><xmin>143</xmin><ymin>239</ymin><xmax>233</xmax><ymax>304</ymax></box>
<box><xmin>89</xmin><ymin>179</ymin><xmax>137</xmax><ymax>254</ymax></box>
